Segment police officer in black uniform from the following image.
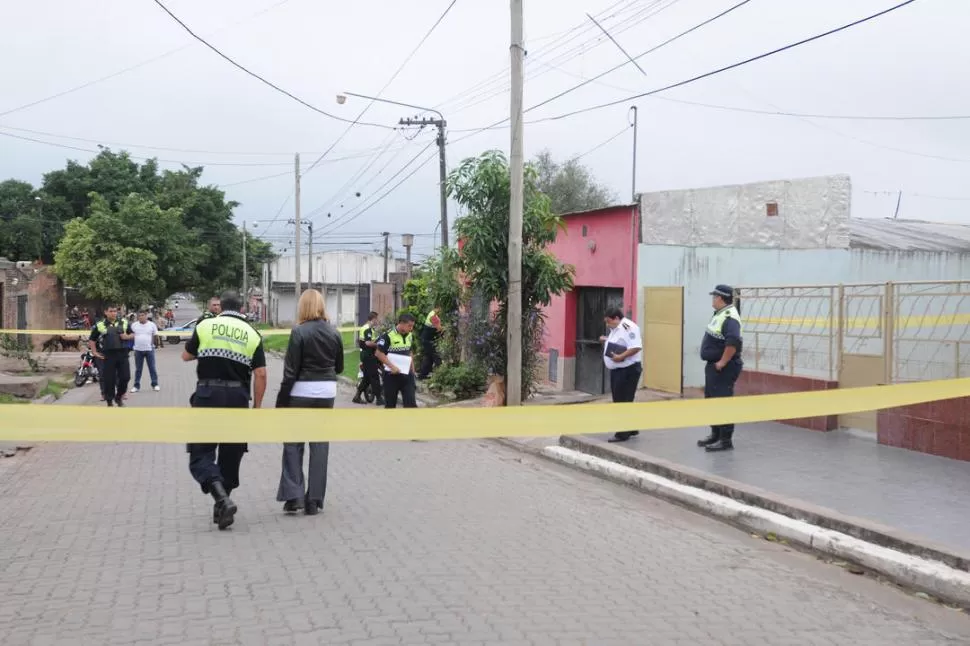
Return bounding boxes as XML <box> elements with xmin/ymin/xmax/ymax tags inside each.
<box><xmin>375</xmin><ymin>312</ymin><xmax>417</xmax><ymax>409</ymax></box>
<box><xmin>88</xmin><ymin>305</ymin><xmax>133</xmax><ymax>407</ymax></box>
<box><xmin>194</xmin><ymin>295</ymin><xmax>221</xmax><ymax>325</ymax></box>
<box><xmin>182</xmin><ymin>291</ymin><xmax>267</xmax><ymax>530</ymax></box>
<box><xmin>698</xmin><ymin>284</ymin><xmax>744</xmax><ymax>452</ymax></box>
<box><xmin>353</xmin><ymin>311</ymin><xmax>385</xmax><ymax>406</ymax></box>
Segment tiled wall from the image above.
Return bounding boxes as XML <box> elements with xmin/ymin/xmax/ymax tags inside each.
<box><xmin>877</xmin><ymin>398</ymin><xmax>970</xmax><ymax>462</ymax></box>
<box><xmin>734</xmin><ymin>370</ymin><xmax>839</xmax><ymax>431</ymax></box>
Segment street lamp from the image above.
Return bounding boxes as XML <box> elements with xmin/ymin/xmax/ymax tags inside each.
<box><xmin>337</xmin><ymin>91</ymin><xmax>449</xmax><ymax>250</ymax></box>
<box><xmin>401</xmin><ymin>233</ymin><xmax>414</xmax><ymax>279</ymax></box>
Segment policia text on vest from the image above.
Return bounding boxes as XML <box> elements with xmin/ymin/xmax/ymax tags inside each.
<box><xmin>375</xmin><ymin>314</ymin><xmax>418</xmax><ymax>409</ymax></box>
<box><xmin>182</xmin><ymin>301</ymin><xmax>268</xmax><ymax>530</ymax></box>
<box><xmin>698</xmin><ymin>285</ymin><xmax>743</xmax><ymax>453</ymax></box>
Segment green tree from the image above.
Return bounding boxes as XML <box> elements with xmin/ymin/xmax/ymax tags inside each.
<box><xmin>532</xmin><ymin>149</ymin><xmax>614</xmax><ymax>215</ymax></box>
<box><xmin>53</xmin><ymin>193</ymin><xmax>204</xmax><ymax>306</ymax></box>
<box><xmin>447</xmin><ymin>150</ymin><xmax>574</xmax><ymax>396</ymax></box>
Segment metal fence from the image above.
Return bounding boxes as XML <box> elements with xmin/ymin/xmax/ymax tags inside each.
<box><xmin>737</xmin><ymin>280</ymin><xmax>970</xmax><ymax>384</ymax></box>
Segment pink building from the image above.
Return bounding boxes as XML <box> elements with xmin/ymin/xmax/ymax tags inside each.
<box><xmin>541</xmin><ymin>204</ymin><xmax>640</xmax><ymax>394</ymax></box>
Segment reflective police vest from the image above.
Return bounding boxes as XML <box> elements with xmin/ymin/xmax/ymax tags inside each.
<box><xmin>95</xmin><ymin>319</ymin><xmax>127</xmax><ymax>351</ymax></box>
<box><xmin>385</xmin><ymin>329</ymin><xmax>413</xmax><ymax>355</ymax></box>
<box><xmin>424</xmin><ymin>310</ymin><xmax>437</xmax><ymax>327</ymax></box>
<box><xmin>358</xmin><ymin>323</ymin><xmax>374</xmax><ymax>353</ymax></box>
<box><xmin>706</xmin><ymin>305</ymin><xmax>743</xmax><ymax>340</ymax></box>
<box><xmin>195</xmin><ymin>315</ymin><xmax>261</xmax><ymax>366</ymax></box>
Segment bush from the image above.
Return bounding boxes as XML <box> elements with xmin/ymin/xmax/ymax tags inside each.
<box><xmin>428</xmin><ymin>362</ymin><xmax>487</xmax><ymax>400</ymax></box>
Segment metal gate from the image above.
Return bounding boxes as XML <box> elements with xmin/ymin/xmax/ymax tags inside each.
<box><xmin>574</xmin><ymin>287</ymin><xmax>624</xmax><ymax>395</ymax></box>
<box><xmin>641</xmin><ymin>286</ymin><xmax>683</xmax><ymax>395</ymax></box>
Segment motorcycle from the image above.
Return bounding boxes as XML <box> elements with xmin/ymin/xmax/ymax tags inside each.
<box><xmin>355</xmin><ymin>362</ymin><xmax>383</xmax><ymax>403</ymax></box>
<box><xmin>74</xmin><ymin>350</ymin><xmax>100</xmax><ymax>387</ymax></box>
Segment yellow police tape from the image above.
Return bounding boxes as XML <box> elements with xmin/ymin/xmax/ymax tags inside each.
<box><xmin>0</xmin><ymin>377</ymin><xmax>965</xmax><ymax>444</ymax></box>
<box><xmin>0</xmin><ymin>327</ymin><xmax>356</xmax><ymax>338</ymax></box>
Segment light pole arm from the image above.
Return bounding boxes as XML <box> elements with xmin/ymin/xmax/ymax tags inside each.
<box><xmin>341</xmin><ymin>91</ymin><xmax>445</xmax><ymax>124</ymax></box>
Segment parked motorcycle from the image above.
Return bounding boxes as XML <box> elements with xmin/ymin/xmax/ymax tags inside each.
<box><xmin>355</xmin><ymin>362</ymin><xmax>383</xmax><ymax>403</ymax></box>
<box><xmin>74</xmin><ymin>350</ymin><xmax>100</xmax><ymax>387</ymax></box>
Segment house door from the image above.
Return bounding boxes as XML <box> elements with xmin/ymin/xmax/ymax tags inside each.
<box><xmin>574</xmin><ymin>287</ymin><xmax>624</xmax><ymax>395</ymax></box>
<box><xmin>16</xmin><ymin>294</ymin><xmax>27</xmax><ymax>346</ymax></box>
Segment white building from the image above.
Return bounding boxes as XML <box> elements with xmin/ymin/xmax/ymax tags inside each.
<box><xmin>263</xmin><ymin>250</ymin><xmax>408</xmax><ymax>326</ymax></box>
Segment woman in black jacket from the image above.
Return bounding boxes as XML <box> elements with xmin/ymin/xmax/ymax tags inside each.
<box><xmin>275</xmin><ymin>290</ymin><xmax>345</xmax><ymax>515</ymax></box>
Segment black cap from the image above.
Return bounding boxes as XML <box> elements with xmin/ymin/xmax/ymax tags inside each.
<box><xmin>709</xmin><ymin>284</ymin><xmax>734</xmax><ymax>298</ymax></box>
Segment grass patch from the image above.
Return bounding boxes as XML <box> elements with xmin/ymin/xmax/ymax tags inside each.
<box><xmin>0</xmin><ymin>393</ymin><xmax>29</xmax><ymax>404</ymax></box>
<box><xmin>260</xmin><ymin>327</ymin><xmax>359</xmax><ymax>361</ymax></box>
<box><xmin>40</xmin><ymin>380</ymin><xmax>69</xmax><ymax>400</ymax></box>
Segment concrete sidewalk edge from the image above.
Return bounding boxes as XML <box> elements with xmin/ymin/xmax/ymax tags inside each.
<box><xmin>544</xmin><ymin>445</ymin><xmax>970</xmax><ymax>608</ymax></box>
<box><xmin>559</xmin><ymin>434</ymin><xmax>970</xmax><ymax>574</ymax></box>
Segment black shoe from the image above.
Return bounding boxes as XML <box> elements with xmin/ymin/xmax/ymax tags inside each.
<box><xmin>697</xmin><ymin>432</ymin><xmax>720</xmax><ymax>447</ymax></box>
<box><xmin>375</xmin><ymin>399</ymin><xmax>386</xmax><ymax>406</ymax></box>
<box><xmin>214</xmin><ymin>488</ymin><xmax>235</xmax><ymax>524</ymax></box>
<box><xmin>304</xmin><ymin>499</ymin><xmax>322</xmax><ymax>516</ymax></box>
<box><xmin>106</xmin><ymin>400</ymin><xmax>114</xmax><ymax>407</ymax></box>
<box><xmin>114</xmin><ymin>398</ymin><xmax>124</xmax><ymax>407</ymax></box>
<box><xmin>209</xmin><ymin>481</ymin><xmax>237</xmax><ymax>530</ymax></box>
<box><xmin>351</xmin><ymin>395</ymin><xmax>364</xmax><ymax>404</ymax></box>
<box><xmin>705</xmin><ymin>437</ymin><xmax>734</xmax><ymax>452</ymax></box>
<box><xmin>282</xmin><ymin>499</ymin><xmax>304</xmax><ymax>513</ymax></box>
<box><xmin>609</xmin><ymin>431</ymin><xmax>638</xmax><ymax>443</ymax></box>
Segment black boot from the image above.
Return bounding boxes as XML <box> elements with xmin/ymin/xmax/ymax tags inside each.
<box><xmin>705</xmin><ymin>429</ymin><xmax>734</xmax><ymax>452</ymax></box>
<box><xmin>352</xmin><ymin>388</ymin><xmax>364</xmax><ymax>404</ymax></box>
<box><xmin>697</xmin><ymin>427</ymin><xmax>721</xmax><ymax>447</ymax></box>
<box><xmin>209</xmin><ymin>481</ymin><xmax>237</xmax><ymax>530</ymax></box>
<box><xmin>214</xmin><ymin>487</ymin><xmax>234</xmax><ymax>523</ymax></box>
<box><xmin>609</xmin><ymin>431</ymin><xmax>639</xmax><ymax>443</ymax></box>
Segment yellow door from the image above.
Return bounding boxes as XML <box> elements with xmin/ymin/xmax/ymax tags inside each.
<box><xmin>641</xmin><ymin>286</ymin><xmax>684</xmax><ymax>395</ymax></box>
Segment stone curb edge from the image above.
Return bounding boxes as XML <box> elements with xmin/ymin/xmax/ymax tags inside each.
<box><xmin>543</xmin><ymin>444</ymin><xmax>970</xmax><ymax>607</ymax></box>
<box><xmin>559</xmin><ymin>434</ymin><xmax>970</xmax><ymax>575</ymax></box>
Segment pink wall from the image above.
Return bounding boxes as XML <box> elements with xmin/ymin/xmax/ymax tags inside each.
<box><xmin>543</xmin><ymin>205</ymin><xmax>639</xmax><ymax>358</ymax></box>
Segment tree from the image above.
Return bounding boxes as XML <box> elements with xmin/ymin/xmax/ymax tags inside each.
<box><xmin>447</xmin><ymin>150</ymin><xmax>574</xmax><ymax>396</ymax></box>
<box><xmin>532</xmin><ymin>149</ymin><xmax>615</xmax><ymax>215</ymax></box>
<box><xmin>53</xmin><ymin>193</ymin><xmax>205</xmax><ymax>306</ymax></box>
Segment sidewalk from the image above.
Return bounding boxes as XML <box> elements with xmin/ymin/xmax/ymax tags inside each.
<box><xmin>579</xmin><ymin>422</ymin><xmax>970</xmax><ymax>556</ymax></box>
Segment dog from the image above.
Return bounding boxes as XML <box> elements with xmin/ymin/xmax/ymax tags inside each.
<box><xmin>60</xmin><ymin>336</ymin><xmax>81</xmax><ymax>351</ymax></box>
<box><xmin>41</xmin><ymin>336</ymin><xmax>82</xmax><ymax>352</ymax></box>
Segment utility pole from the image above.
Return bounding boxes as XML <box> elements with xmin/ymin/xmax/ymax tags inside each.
<box><xmin>402</xmin><ymin>234</ymin><xmax>414</xmax><ymax>280</ymax></box>
<box><xmin>382</xmin><ymin>231</ymin><xmax>390</xmax><ymax>282</ymax></box>
<box><xmin>507</xmin><ymin>0</ymin><xmax>525</xmax><ymax>407</ymax></box>
<box><xmin>294</xmin><ymin>153</ymin><xmax>302</xmax><ymax>314</ymax></box>
<box><xmin>307</xmin><ymin>221</ymin><xmax>314</xmax><ymax>290</ymax></box>
<box><xmin>399</xmin><ymin>117</ymin><xmax>448</xmax><ymax>249</ymax></box>
<box><xmin>893</xmin><ymin>190</ymin><xmax>902</xmax><ymax>219</ymax></box>
<box><xmin>266</xmin><ymin>261</ymin><xmax>273</xmax><ymax>324</ymax></box>
<box><xmin>242</xmin><ymin>220</ymin><xmax>248</xmax><ymax>305</ymax></box>
<box><xmin>629</xmin><ymin>106</ymin><xmax>638</xmax><ymax>202</ymax></box>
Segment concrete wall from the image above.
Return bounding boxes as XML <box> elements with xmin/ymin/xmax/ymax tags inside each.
<box><xmin>640</xmin><ymin>174</ymin><xmax>851</xmax><ymax>249</ymax></box>
<box><xmin>638</xmin><ymin>244</ymin><xmax>970</xmax><ymax>388</ymax></box>
<box><xmin>273</xmin><ymin>285</ymin><xmax>362</xmax><ymax>327</ymax></box>
<box><xmin>271</xmin><ymin>251</ymin><xmax>405</xmax><ymax>286</ymax></box>
<box><xmin>2</xmin><ymin>267</ymin><xmax>65</xmax><ymax>348</ymax></box>
<box><xmin>542</xmin><ymin>205</ymin><xmax>639</xmax><ymax>390</ymax></box>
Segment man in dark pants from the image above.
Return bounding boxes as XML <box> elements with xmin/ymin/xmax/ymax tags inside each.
<box><xmin>417</xmin><ymin>309</ymin><xmax>442</xmax><ymax>380</ymax></box>
<box><xmin>697</xmin><ymin>284</ymin><xmax>744</xmax><ymax>452</ymax></box>
<box><xmin>182</xmin><ymin>291</ymin><xmax>267</xmax><ymax>530</ymax></box>
<box><xmin>375</xmin><ymin>312</ymin><xmax>417</xmax><ymax>409</ymax></box>
<box><xmin>353</xmin><ymin>311</ymin><xmax>385</xmax><ymax>405</ymax></box>
<box><xmin>88</xmin><ymin>305</ymin><xmax>133</xmax><ymax>407</ymax></box>
<box><xmin>600</xmin><ymin>307</ymin><xmax>643</xmax><ymax>443</ymax></box>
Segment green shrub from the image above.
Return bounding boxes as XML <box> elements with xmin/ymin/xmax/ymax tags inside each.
<box><xmin>428</xmin><ymin>362</ymin><xmax>487</xmax><ymax>400</ymax></box>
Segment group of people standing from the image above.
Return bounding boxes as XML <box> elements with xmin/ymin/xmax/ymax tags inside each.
<box><xmin>87</xmin><ymin>307</ymin><xmax>162</xmax><ymax>406</ymax></box>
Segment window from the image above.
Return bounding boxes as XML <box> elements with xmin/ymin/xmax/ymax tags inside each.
<box><xmin>766</xmin><ymin>201</ymin><xmax>779</xmax><ymax>217</ymax></box>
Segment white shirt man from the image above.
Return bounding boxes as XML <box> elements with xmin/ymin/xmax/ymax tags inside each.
<box><xmin>130</xmin><ymin>313</ymin><xmax>160</xmax><ymax>392</ymax></box>
<box><xmin>600</xmin><ymin>308</ymin><xmax>643</xmax><ymax>443</ymax></box>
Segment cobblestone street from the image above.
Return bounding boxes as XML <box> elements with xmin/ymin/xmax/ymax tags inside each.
<box><xmin>1</xmin><ymin>348</ymin><xmax>968</xmax><ymax>645</ymax></box>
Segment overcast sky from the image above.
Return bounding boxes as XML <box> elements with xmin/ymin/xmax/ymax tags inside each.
<box><xmin>2</xmin><ymin>0</ymin><xmax>968</xmax><ymax>260</ymax></box>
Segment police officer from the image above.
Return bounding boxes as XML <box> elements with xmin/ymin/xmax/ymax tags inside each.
<box><xmin>182</xmin><ymin>291</ymin><xmax>267</xmax><ymax>530</ymax></box>
<box><xmin>417</xmin><ymin>308</ymin><xmax>442</xmax><ymax>380</ymax></box>
<box><xmin>600</xmin><ymin>307</ymin><xmax>643</xmax><ymax>443</ymax></box>
<box><xmin>698</xmin><ymin>284</ymin><xmax>743</xmax><ymax>452</ymax></box>
<box><xmin>88</xmin><ymin>305</ymin><xmax>133</xmax><ymax>407</ymax></box>
<box><xmin>375</xmin><ymin>312</ymin><xmax>417</xmax><ymax>408</ymax></box>
<box><xmin>353</xmin><ymin>311</ymin><xmax>385</xmax><ymax>405</ymax></box>
<box><xmin>194</xmin><ymin>296</ymin><xmax>221</xmax><ymax>326</ymax></box>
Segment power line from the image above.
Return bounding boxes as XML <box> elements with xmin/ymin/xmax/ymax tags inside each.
<box><xmin>529</xmin><ymin>0</ymin><xmax>921</xmax><ymax>124</ymax></box>
<box><xmin>0</xmin><ymin>0</ymin><xmax>298</xmax><ymax>118</ymax></box>
<box><xmin>150</xmin><ymin>0</ymin><xmax>393</xmax><ymax>130</ymax></box>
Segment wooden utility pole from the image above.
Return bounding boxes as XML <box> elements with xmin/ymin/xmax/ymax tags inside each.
<box><xmin>307</xmin><ymin>221</ymin><xmax>314</xmax><ymax>289</ymax></box>
<box><xmin>399</xmin><ymin>117</ymin><xmax>448</xmax><ymax>249</ymax></box>
<box><xmin>241</xmin><ymin>220</ymin><xmax>248</xmax><ymax>303</ymax></box>
<box><xmin>507</xmin><ymin>0</ymin><xmax>524</xmax><ymax>407</ymax></box>
<box><xmin>382</xmin><ymin>231</ymin><xmax>390</xmax><ymax>282</ymax></box>
<box><xmin>294</xmin><ymin>153</ymin><xmax>302</xmax><ymax>315</ymax></box>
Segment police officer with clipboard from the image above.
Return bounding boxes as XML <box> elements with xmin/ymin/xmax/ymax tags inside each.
<box><xmin>600</xmin><ymin>307</ymin><xmax>643</xmax><ymax>443</ymax></box>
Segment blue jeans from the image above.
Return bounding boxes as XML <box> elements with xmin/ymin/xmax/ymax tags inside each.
<box><xmin>133</xmin><ymin>350</ymin><xmax>158</xmax><ymax>388</ymax></box>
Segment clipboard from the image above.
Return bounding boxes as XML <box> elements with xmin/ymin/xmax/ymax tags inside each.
<box><xmin>605</xmin><ymin>342</ymin><xmax>626</xmax><ymax>358</ymax></box>
<box><xmin>386</xmin><ymin>353</ymin><xmax>413</xmax><ymax>374</ymax></box>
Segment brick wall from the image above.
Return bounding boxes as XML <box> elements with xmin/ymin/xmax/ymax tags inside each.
<box><xmin>1</xmin><ymin>267</ymin><xmax>65</xmax><ymax>348</ymax></box>
<box><xmin>735</xmin><ymin>370</ymin><xmax>839</xmax><ymax>431</ymax></box>
<box><xmin>877</xmin><ymin>398</ymin><xmax>970</xmax><ymax>462</ymax></box>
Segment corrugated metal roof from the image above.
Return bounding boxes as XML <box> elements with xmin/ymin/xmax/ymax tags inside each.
<box><xmin>849</xmin><ymin>218</ymin><xmax>970</xmax><ymax>253</ymax></box>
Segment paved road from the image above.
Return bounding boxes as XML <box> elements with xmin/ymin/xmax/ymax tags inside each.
<box><xmin>1</xmin><ymin>336</ymin><xmax>969</xmax><ymax>644</ymax></box>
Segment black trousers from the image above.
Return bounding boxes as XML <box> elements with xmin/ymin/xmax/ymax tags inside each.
<box><xmin>704</xmin><ymin>361</ymin><xmax>742</xmax><ymax>436</ymax></box>
<box><xmin>610</xmin><ymin>363</ymin><xmax>642</xmax><ymax>440</ymax></box>
<box><xmin>384</xmin><ymin>373</ymin><xmax>417</xmax><ymax>408</ymax></box>
<box><xmin>360</xmin><ymin>355</ymin><xmax>382</xmax><ymax>400</ymax></box>
<box><xmin>101</xmin><ymin>352</ymin><xmax>130</xmax><ymax>402</ymax></box>
<box><xmin>418</xmin><ymin>337</ymin><xmax>441</xmax><ymax>378</ymax></box>
<box><xmin>187</xmin><ymin>385</ymin><xmax>249</xmax><ymax>494</ymax></box>
<box><xmin>277</xmin><ymin>396</ymin><xmax>333</xmax><ymax>504</ymax></box>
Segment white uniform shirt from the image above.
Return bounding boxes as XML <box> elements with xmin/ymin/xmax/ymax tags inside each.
<box><xmin>130</xmin><ymin>321</ymin><xmax>158</xmax><ymax>352</ymax></box>
<box><xmin>603</xmin><ymin>317</ymin><xmax>643</xmax><ymax>370</ymax></box>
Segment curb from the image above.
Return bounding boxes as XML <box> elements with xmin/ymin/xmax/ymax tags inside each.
<box><xmin>560</xmin><ymin>434</ymin><xmax>970</xmax><ymax>574</ymax></box>
<box><xmin>543</xmin><ymin>444</ymin><xmax>970</xmax><ymax>607</ymax></box>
